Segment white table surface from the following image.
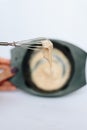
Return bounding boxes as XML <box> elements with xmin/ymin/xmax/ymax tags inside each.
<box><xmin>0</xmin><ymin>0</ymin><xmax>87</xmax><ymax>130</ymax></box>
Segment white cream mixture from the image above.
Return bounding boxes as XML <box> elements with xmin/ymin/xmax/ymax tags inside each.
<box><xmin>42</xmin><ymin>40</ymin><xmax>53</xmax><ymax>67</ymax></box>
<box><xmin>29</xmin><ymin>40</ymin><xmax>71</xmax><ymax>91</ymax></box>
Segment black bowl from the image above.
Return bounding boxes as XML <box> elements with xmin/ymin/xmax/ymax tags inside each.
<box><xmin>10</xmin><ymin>39</ymin><xmax>87</xmax><ymax>97</ymax></box>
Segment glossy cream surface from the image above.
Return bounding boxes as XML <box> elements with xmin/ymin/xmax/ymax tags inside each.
<box><xmin>29</xmin><ymin>47</ymin><xmax>71</xmax><ymax>91</ymax></box>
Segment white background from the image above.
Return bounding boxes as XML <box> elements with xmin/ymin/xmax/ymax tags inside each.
<box><xmin>0</xmin><ymin>0</ymin><xmax>87</xmax><ymax>130</ymax></box>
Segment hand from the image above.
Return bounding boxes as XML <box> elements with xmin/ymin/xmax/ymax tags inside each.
<box><xmin>0</xmin><ymin>57</ymin><xmax>17</xmax><ymax>91</ymax></box>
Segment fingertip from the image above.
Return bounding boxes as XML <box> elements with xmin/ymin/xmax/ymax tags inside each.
<box><xmin>0</xmin><ymin>57</ymin><xmax>10</xmax><ymax>65</ymax></box>
<box><xmin>11</xmin><ymin>67</ymin><xmax>19</xmax><ymax>74</ymax></box>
